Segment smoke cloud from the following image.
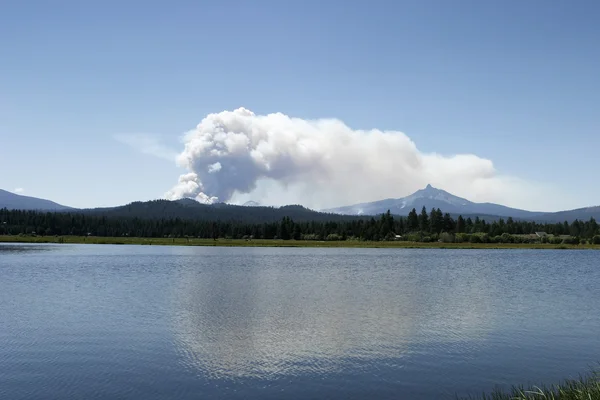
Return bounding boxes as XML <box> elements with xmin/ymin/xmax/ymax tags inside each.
<box><xmin>164</xmin><ymin>108</ymin><xmax>560</xmax><ymax>211</ymax></box>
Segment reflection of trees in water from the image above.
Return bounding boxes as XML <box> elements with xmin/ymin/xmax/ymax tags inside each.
<box><xmin>0</xmin><ymin>244</ymin><xmax>59</xmax><ymax>253</ymax></box>
<box><xmin>170</xmin><ymin>252</ymin><xmax>494</xmax><ymax>380</ymax></box>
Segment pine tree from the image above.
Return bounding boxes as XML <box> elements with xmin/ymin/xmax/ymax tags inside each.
<box><xmin>456</xmin><ymin>215</ymin><xmax>466</xmax><ymax>233</ymax></box>
<box><xmin>418</xmin><ymin>206</ymin><xmax>429</xmax><ymax>232</ymax></box>
<box><xmin>407</xmin><ymin>208</ymin><xmax>419</xmax><ymax>231</ymax></box>
<box><xmin>443</xmin><ymin>213</ymin><xmax>454</xmax><ymax>232</ymax></box>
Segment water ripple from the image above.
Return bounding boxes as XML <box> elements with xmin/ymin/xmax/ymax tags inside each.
<box><xmin>0</xmin><ymin>247</ymin><xmax>599</xmax><ymax>399</ymax></box>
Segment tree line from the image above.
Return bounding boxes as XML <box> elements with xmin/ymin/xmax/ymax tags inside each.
<box><xmin>1</xmin><ymin>207</ymin><xmax>599</xmax><ymax>244</ymax></box>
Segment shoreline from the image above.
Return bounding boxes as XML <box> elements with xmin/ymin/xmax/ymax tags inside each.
<box><xmin>459</xmin><ymin>370</ymin><xmax>599</xmax><ymax>399</ymax></box>
<box><xmin>1</xmin><ymin>235</ymin><xmax>599</xmax><ymax>249</ymax></box>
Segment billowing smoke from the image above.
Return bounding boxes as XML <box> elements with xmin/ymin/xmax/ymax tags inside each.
<box><xmin>164</xmin><ymin>108</ymin><xmax>558</xmax><ymax>210</ymax></box>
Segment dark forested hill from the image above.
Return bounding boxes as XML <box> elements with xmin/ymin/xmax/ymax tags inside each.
<box><xmin>79</xmin><ymin>199</ymin><xmax>363</xmax><ymax>223</ymax></box>
<box><xmin>78</xmin><ymin>198</ymin><xmax>600</xmax><ymax>225</ymax></box>
<box><xmin>535</xmin><ymin>206</ymin><xmax>600</xmax><ymax>223</ymax></box>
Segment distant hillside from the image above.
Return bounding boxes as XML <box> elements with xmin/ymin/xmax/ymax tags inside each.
<box><xmin>68</xmin><ymin>196</ymin><xmax>600</xmax><ymax>224</ymax></box>
<box><xmin>81</xmin><ymin>199</ymin><xmax>364</xmax><ymax>223</ymax></box>
<box><xmin>79</xmin><ymin>199</ymin><xmax>525</xmax><ymax>224</ymax></box>
<box><xmin>323</xmin><ymin>184</ymin><xmax>544</xmax><ymax>219</ymax></box>
<box><xmin>537</xmin><ymin>206</ymin><xmax>600</xmax><ymax>223</ymax></box>
<box><xmin>3</xmin><ymin>186</ymin><xmax>598</xmax><ymax>223</ymax></box>
<box><xmin>0</xmin><ymin>189</ymin><xmax>72</xmax><ymax>211</ymax></box>
<box><xmin>324</xmin><ymin>184</ymin><xmax>600</xmax><ymax>223</ymax></box>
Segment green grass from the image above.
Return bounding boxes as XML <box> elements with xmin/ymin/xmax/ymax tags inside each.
<box><xmin>460</xmin><ymin>371</ymin><xmax>600</xmax><ymax>399</ymax></box>
<box><xmin>1</xmin><ymin>235</ymin><xmax>600</xmax><ymax>249</ymax></box>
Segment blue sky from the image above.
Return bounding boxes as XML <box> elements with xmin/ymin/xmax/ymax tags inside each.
<box><xmin>1</xmin><ymin>0</ymin><xmax>599</xmax><ymax>210</ymax></box>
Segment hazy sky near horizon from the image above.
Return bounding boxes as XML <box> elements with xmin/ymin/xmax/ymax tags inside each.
<box><xmin>1</xmin><ymin>0</ymin><xmax>599</xmax><ymax>211</ymax></box>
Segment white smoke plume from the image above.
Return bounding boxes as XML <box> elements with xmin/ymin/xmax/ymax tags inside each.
<box><xmin>164</xmin><ymin>108</ymin><xmax>562</xmax><ymax>211</ymax></box>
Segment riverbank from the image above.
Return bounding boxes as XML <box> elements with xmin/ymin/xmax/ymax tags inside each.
<box><xmin>461</xmin><ymin>371</ymin><xmax>600</xmax><ymax>399</ymax></box>
<box><xmin>2</xmin><ymin>235</ymin><xmax>600</xmax><ymax>249</ymax></box>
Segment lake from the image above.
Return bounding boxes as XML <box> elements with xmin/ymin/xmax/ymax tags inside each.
<box><xmin>0</xmin><ymin>244</ymin><xmax>598</xmax><ymax>399</ymax></box>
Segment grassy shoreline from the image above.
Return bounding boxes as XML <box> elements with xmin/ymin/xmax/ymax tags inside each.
<box><xmin>460</xmin><ymin>371</ymin><xmax>600</xmax><ymax>399</ymax></box>
<box><xmin>1</xmin><ymin>235</ymin><xmax>599</xmax><ymax>249</ymax></box>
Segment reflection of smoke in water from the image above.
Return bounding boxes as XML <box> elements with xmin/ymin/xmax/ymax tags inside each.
<box><xmin>170</xmin><ymin>252</ymin><xmax>492</xmax><ymax>380</ymax></box>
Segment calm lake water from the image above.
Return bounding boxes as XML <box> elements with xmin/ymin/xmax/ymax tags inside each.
<box><xmin>0</xmin><ymin>244</ymin><xmax>599</xmax><ymax>399</ymax></box>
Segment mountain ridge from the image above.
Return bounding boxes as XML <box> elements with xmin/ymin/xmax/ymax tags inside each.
<box><xmin>322</xmin><ymin>184</ymin><xmax>543</xmax><ymax>218</ymax></box>
<box><xmin>0</xmin><ymin>189</ymin><xmax>72</xmax><ymax>211</ymax></box>
<box><xmin>1</xmin><ymin>186</ymin><xmax>599</xmax><ymax>223</ymax></box>
<box><xmin>323</xmin><ymin>184</ymin><xmax>599</xmax><ymax>223</ymax></box>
